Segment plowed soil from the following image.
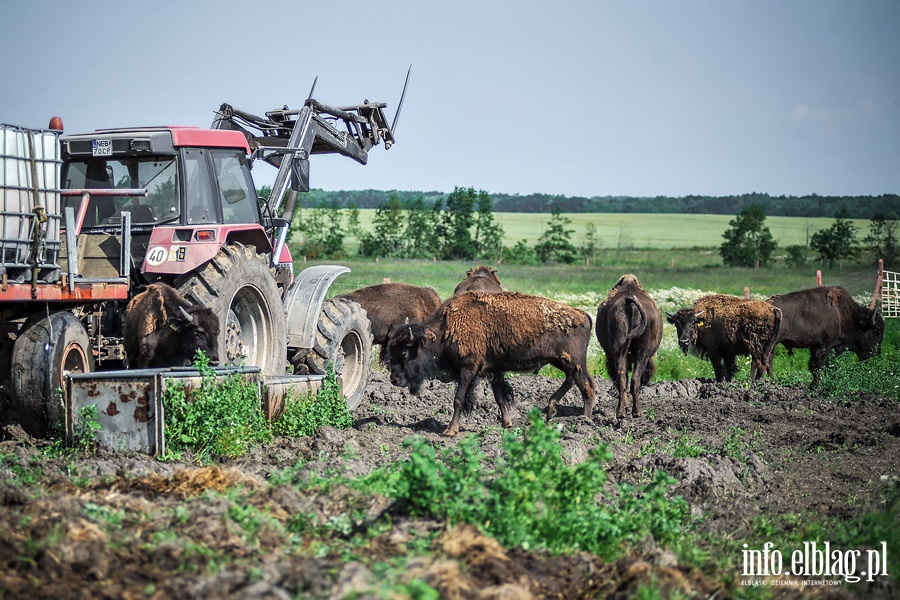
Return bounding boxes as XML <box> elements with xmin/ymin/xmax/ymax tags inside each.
<box><xmin>1</xmin><ymin>371</ymin><xmax>898</xmax><ymax>599</ymax></box>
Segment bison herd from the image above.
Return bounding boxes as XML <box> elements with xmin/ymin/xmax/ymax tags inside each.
<box><xmin>123</xmin><ymin>268</ymin><xmax>885</xmax><ymax>437</ymax></box>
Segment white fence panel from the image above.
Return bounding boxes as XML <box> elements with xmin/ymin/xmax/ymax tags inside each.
<box><xmin>882</xmin><ymin>269</ymin><xmax>900</xmax><ymax>318</ymax></box>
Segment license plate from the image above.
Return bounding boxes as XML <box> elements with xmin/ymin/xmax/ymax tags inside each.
<box><xmin>92</xmin><ymin>139</ymin><xmax>112</xmax><ymax>156</ymax></box>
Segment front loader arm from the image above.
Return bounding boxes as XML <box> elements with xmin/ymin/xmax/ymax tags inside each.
<box><xmin>212</xmin><ymin>97</ymin><xmax>396</xmax><ymax>265</ymax></box>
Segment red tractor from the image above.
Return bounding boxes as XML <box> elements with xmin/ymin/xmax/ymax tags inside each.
<box><xmin>1</xmin><ymin>91</ymin><xmax>402</xmax><ymax>438</ymax></box>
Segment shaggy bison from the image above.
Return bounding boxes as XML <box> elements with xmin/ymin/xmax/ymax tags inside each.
<box><xmin>335</xmin><ymin>283</ymin><xmax>441</xmax><ymax>364</ymax></box>
<box><xmin>596</xmin><ymin>274</ymin><xmax>662</xmax><ymax>419</ymax></box>
<box><xmin>387</xmin><ymin>291</ymin><xmax>596</xmax><ymax>436</ymax></box>
<box><xmin>667</xmin><ymin>294</ymin><xmax>782</xmax><ymax>382</ymax></box>
<box><xmin>124</xmin><ymin>283</ymin><xmax>220</xmax><ymax>368</ymax></box>
<box><xmin>768</xmin><ymin>286</ymin><xmax>884</xmax><ymax>386</ymax></box>
<box><xmin>453</xmin><ymin>266</ymin><xmax>504</xmax><ymax>295</ymax></box>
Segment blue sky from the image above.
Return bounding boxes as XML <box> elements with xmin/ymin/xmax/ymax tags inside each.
<box><xmin>3</xmin><ymin>1</ymin><xmax>898</xmax><ymax>199</ymax></box>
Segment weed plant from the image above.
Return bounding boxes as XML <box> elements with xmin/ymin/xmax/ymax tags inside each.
<box><xmin>162</xmin><ymin>352</ymin><xmax>271</xmax><ymax>462</ymax></box>
<box><xmin>162</xmin><ymin>357</ymin><xmax>355</xmax><ymax>461</ymax></box>
<box><xmin>818</xmin><ymin>319</ymin><xmax>900</xmax><ymax>400</ymax></box>
<box><xmin>388</xmin><ymin>409</ymin><xmax>689</xmax><ymax>558</ymax></box>
<box><xmin>271</xmin><ymin>366</ymin><xmax>353</xmax><ymax>437</ymax></box>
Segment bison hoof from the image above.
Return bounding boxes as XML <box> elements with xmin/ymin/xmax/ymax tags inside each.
<box><xmin>441</xmin><ymin>426</ymin><xmax>459</xmax><ymax>437</ymax></box>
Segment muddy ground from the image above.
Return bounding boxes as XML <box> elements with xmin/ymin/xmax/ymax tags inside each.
<box><xmin>0</xmin><ymin>371</ymin><xmax>898</xmax><ymax>599</ymax></box>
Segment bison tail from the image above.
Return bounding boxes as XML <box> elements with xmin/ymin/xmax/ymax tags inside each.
<box><xmin>764</xmin><ymin>306</ymin><xmax>784</xmax><ymax>361</ymax></box>
<box><xmin>625</xmin><ymin>296</ymin><xmax>648</xmax><ymax>340</ymax></box>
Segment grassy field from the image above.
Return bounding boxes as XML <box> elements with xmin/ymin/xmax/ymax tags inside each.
<box><xmin>337</xmin><ymin>210</ymin><xmax>871</xmax><ymax>250</ymax></box>
<box><xmin>312</xmin><ymin>255</ymin><xmax>879</xmax><ymax>301</ymax></box>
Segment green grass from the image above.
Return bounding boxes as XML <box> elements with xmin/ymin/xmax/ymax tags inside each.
<box><xmin>315</xmin><ymin>255</ymin><xmax>873</xmax><ymax>301</ymax></box>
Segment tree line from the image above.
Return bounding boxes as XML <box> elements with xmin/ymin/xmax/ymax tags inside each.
<box><xmin>302</xmin><ymin>189</ymin><xmax>899</xmax><ymax>220</ymax></box>
<box><xmin>272</xmin><ymin>186</ymin><xmax>898</xmax><ymax>269</ymax></box>
<box><xmin>286</xmin><ymin>187</ymin><xmax>586</xmax><ymax>265</ymax></box>
<box><xmin>720</xmin><ymin>205</ymin><xmax>898</xmax><ymax>269</ymax></box>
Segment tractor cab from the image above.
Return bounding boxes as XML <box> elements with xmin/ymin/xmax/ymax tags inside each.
<box><xmin>60</xmin><ymin>127</ymin><xmax>273</xmax><ymax>283</ymax></box>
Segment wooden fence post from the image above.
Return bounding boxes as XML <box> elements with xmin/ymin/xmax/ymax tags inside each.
<box><xmin>871</xmin><ymin>258</ymin><xmax>884</xmax><ymax>310</ymax></box>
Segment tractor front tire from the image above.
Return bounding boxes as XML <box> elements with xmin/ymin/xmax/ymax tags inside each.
<box><xmin>176</xmin><ymin>244</ymin><xmax>286</xmax><ymax>374</ymax></box>
<box><xmin>302</xmin><ymin>298</ymin><xmax>372</xmax><ymax>410</ymax></box>
<box><xmin>11</xmin><ymin>311</ymin><xmax>93</xmax><ymax>438</ymax></box>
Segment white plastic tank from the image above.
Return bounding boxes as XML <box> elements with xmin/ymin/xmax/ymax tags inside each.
<box><xmin>1</xmin><ymin>123</ymin><xmax>62</xmax><ymax>271</ymax></box>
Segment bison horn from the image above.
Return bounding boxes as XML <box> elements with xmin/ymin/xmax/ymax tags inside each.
<box><xmin>408</xmin><ymin>327</ymin><xmax>415</xmax><ymax>342</ymax></box>
<box><xmin>665</xmin><ymin>311</ymin><xmax>674</xmax><ymax>319</ymax></box>
<box><xmin>693</xmin><ymin>310</ymin><xmax>705</xmax><ymax>319</ymax></box>
<box><xmin>179</xmin><ymin>305</ymin><xmax>196</xmax><ymax>325</ymax></box>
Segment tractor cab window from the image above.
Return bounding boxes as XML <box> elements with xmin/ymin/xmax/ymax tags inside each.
<box><xmin>182</xmin><ymin>148</ymin><xmax>217</xmax><ymax>225</ymax></box>
<box><xmin>62</xmin><ymin>157</ymin><xmax>178</xmax><ymax>227</ymax></box>
<box><xmin>210</xmin><ymin>149</ymin><xmax>260</xmax><ymax>224</ymax></box>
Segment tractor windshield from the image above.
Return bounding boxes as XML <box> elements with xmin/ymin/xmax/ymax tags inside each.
<box><xmin>62</xmin><ymin>157</ymin><xmax>179</xmax><ymax>227</ymax></box>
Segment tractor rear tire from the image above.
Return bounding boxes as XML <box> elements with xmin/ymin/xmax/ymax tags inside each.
<box><xmin>303</xmin><ymin>298</ymin><xmax>372</xmax><ymax>410</ymax></box>
<box><xmin>176</xmin><ymin>244</ymin><xmax>286</xmax><ymax>374</ymax></box>
<box><xmin>11</xmin><ymin>311</ymin><xmax>93</xmax><ymax>438</ymax></box>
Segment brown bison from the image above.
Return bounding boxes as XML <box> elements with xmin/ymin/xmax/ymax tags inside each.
<box><xmin>387</xmin><ymin>291</ymin><xmax>596</xmax><ymax>437</ymax></box>
<box><xmin>596</xmin><ymin>274</ymin><xmax>662</xmax><ymax>419</ymax></box>
<box><xmin>335</xmin><ymin>283</ymin><xmax>441</xmax><ymax>364</ymax></box>
<box><xmin>453</xmin><ymin>266</ymin><xmax>504</xmax><ymax>295</ymax></box>
<box><xmin>767</xmin><ymin>286</ymin><xmax>884</xmax><ymax>386</ymax></box>
<box><xmin>666</xmin><ymin>294</ymin><xmax>782</xmax><ymax>382</ymax></box>
<box><xmin>124</xmin><ymin>283</ymin><xmax>220</xmax><ymax>368</ymax></box>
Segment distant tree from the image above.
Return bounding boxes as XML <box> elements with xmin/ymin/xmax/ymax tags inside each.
<box><xmin>346</xmin><ymin>202</ymin><xmax>363</xmax><ymax>245</ymax></box>
<box><xmin>293</xmin><ymin>199</ymin><xmax>326</xmax><ymax>259</ymax></box>
<box><xmin>810</xmin><ymin>205</ymin><xmax>859</xmax><ymax>268</ymax></box>
<box><xmin>864</xmin><ymin>212</ymin><xmax>899</xmax><ymax>267</ymax></box>
<box><xmin>719</xmin><ymin>204</ymin><xmax>777</xmax><ymax>267</ymax></box>
<box><xmin>429</xmin><ymin>200</ymin><xmax>450</xmax><ymax>258</ymax></box>
<box><xmin>440</xmin><ymin>187</ymin><xmax>478</xmax><ymax>260</ymax></box>
<box><xmin>403</xmin><ymin>196</ymin><xmax>437</xmax><ymax>259</ymax></box>
<box><xmin>534</xmin><ymin>205</ymin><xmax>578</xmax><ymax>264</ymax></box>
<box><xmin>503</xmin><ymin>240</ymin><xmax>539</xmax><ymax>265</ymax></box>
<box><xmin>359</xmin><ymin>196</ymin><xmax>405</xmax><ymax>258</ymax></box>
<box><xmin>580</xmin><ymin>222</ymin><xmax>600</xmax><ymax>264</ymax></box>
<box><xmin>473</xmin><ymin>190</ymin><xmax>505</xmax><ymax>261</ymax></box>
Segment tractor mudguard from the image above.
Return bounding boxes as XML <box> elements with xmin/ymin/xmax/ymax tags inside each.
<box><xmin>283</xmin><ymin>264</ymin><xmax>350</xmax><ymax>350</ymax></box>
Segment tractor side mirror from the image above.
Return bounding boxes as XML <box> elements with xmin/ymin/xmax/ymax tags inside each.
<box><xmin>290</xmin><ymin>156</ymin><xmax>310</xmax><ymax>192</ymax></box>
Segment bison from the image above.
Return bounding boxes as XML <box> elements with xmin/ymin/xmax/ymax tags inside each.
<box><xmin>767</xmin><ymin>286</ymin><xmax>884</xmax><ymax>387</ymax></box>
<box><xmin>596</xmin><ymin>274</ymin><xmax>663</xmax><ymax>419</ymax></box>
<box><xmin>666</xmin><ymin>294</ymin><xmax>782</xmax><ymax>382</ymax></box>
<box><xmin>387</xmin><ymin>291</ymin><xmax>596</xmax><ymax>437</ymax></box>
<box><xmin>334</xmin><ymin>282</ymin><xmax>441</xmax><ymax>364</ymax></box>
<box><xmin>453</xmin><ymin>266</ymin><xmax>504</xmax><ymax>295</ymax></box>
<box><xmin>124</xmin><ymin>283</ymin><xmax>220</xmax><ymax>368</ymax></box>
